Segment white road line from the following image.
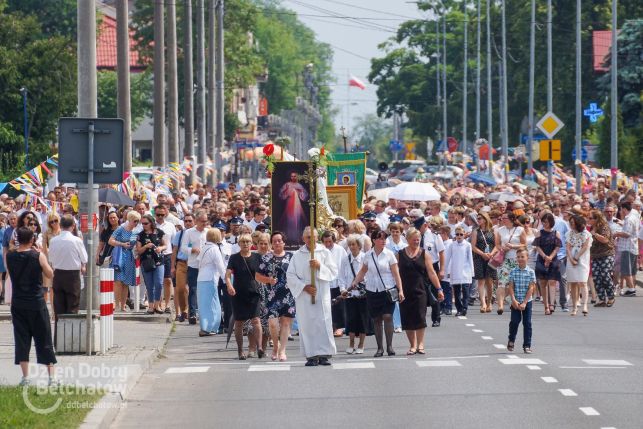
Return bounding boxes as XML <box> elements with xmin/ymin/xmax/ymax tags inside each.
<box><xmin>457</xmin><ymin>316</ymin><xmax>468</xmax><ymax>320</ymax></box>
<box><xmin>248</xmin><ymin>365</ymin><xmax>291</xmax><ymax>372</ymax></box>
<box><xmin>506</xmin><ymin>355</ymin><xmax>519</xmax><ymax>359</ymax></box>
<box><xmin>541</xmin><ymin>377</ymin><xmax>558</xmax><ymax>383</ymax></box>
<box><xmin>465</xmin><ymin>323</ymin><xmax>475</xmax><ymax>327</ymax></box>
<box><xmin>558</xmin><ymin>389</ymin><xmax>578</xmax><ymax>397</ymax></box>
<box><xmin>472</xmin><ymin>329</ymin><xmax>484</xmax><ymax>333</ymax></box>
<box><xmin>579</xmin><ymin>407</ymin><xmax>600</xmax><ymax>416</ymax></box>
<box><xmin>499</xmin><ymin>358</ymin><xmax>547</xmax><ymax>365</ymax></box>
<box><xmin>600</xmin><ymin>427</ymin><xmax>617</xmax><ymax>429</ymax></box>
<box><xmin>527</xmin><ymin>365</ymin><xmax>541</xmax><ymax>370</ymax></box>
<box><xmin>583</xmin><ymin>359</ymin><xmax>632</xmax><ymax>366</ymax></box>
<box><xmin>560</xmin><ymin>366</ymin><xmax>627</xmax><ymax>369</ymax></box>
<box><xmin>416</xmin><ymin>360</ymin><xmax>462</xmax><ymax>367</ymax></box>
<box><xmin>266</xmin><ymin>361</ymin><xmax>306</xmax><ymax>365</ymax></box>
<box><xmin>426</xmin><ymin>355</ymin><xmax>489</xmax><ymax>360</ymax></box>
<box><xmin>165</xmin><ymin>366</ymin><xmax>209</xmax><ymax>374</ymax></box>
<box><xmin>481</xmin><ymin>336</ymin><xmax>493</xmax><ymax>340</ymax></box>
<box><xmin>493</xmin><ymin>344</ymin><xmax>506</xmax><ymax>349</ymax></box>
<box><xmin>333</xmin><ymin>362</ymin><xmax>375</xmax><ymax>370</ymax></box>
<box><xmin>185</xmin><ymin>362</ymin><xmax>247</xmax><ymax>365</ymax></box>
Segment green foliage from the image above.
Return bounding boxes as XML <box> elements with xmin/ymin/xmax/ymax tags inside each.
<box><xmin>0</xmin><ymin>5</ymin><xmax>76</xmax><ymax>175</ymax></box>
<box><xmin>5</xmin><ymin>0</ymin><xmax>77</xmax><ymax>38</ymax></box>
<box><xmin>97</xmin><ymin>70</ymin><xmax>153</xmax><ymax>129</ymax></box>
<box><xmin>351</xmin><ymin>114</ymin><xmax>393</xmax><ymax>167</ymax></box>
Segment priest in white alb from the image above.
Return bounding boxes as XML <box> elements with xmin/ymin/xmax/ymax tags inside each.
<box><xmin>286</xmin><ymin>227</ymin><xmax>338</xmax><ymax>367</ymax></box>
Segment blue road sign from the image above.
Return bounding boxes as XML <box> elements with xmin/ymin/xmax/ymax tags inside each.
<box><xmin>436</xmin><ymin>140</ymin><xmax>447</xmax><ymax>152</ymax></box>
<box><xmin>520</xmin><ymin>133</ymin><xmax>547</xmax><ymax>145</ymax></box>
<box><xmin>583</xmin><ymin>103</ymin><xmax>604</xmax><ymax>123</ymax></box>
<box><xmin>572</xmin><ymin>147</ymin><xmax>588</xmax><ymax>162</ymax></box>
<box><xmin>389</xmin><ymin>140</ymin><xmax>403</xmax><ymax>152</ymax></box>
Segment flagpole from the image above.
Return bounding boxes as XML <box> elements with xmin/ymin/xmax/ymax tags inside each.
<box><xmin>347</xmin><ymin>70</ymin><xmax>351</xmax><ymax>145</ymax></box>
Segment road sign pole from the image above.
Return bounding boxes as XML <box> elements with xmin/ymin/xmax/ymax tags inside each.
<box><xmin>575</xmin><ymin>0</ymin><xmax>582</xmax><ymax>195</ymax></box>
<box><xmin>527</xmin><ymin>0</ymin><xmax>535</xmax><ymax>177</ymax></box>
<box><xmin>546</xmin><ymin>0</ymin><xmax>553</xmax><ymax>194</ymax></box>
<box><xmin>86</xmin><ymin>122</ymin><xmax>95</xmax><ymax>356</ymax></box>
<box><xmin>610</xmin><ymin>0</ymin><xmax>618</xmax><ymax>190</ymax></box>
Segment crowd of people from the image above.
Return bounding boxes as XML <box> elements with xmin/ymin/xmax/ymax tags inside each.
<box><xmin>1</xmin><ymin>176</ymin><xmax>642</xmax><ymax>378</ymax></box>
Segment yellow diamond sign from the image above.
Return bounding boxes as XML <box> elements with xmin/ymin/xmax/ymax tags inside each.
<box><xmin>536</xmin><ymin>111</ymin><xmax>564</xmax><ymax>139</ymax></box>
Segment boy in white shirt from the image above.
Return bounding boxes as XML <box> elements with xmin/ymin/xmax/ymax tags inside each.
<box><xmin>445</xmin><ymin>226</ymin><xmax>474</xmax><ymax>316</ymax></box>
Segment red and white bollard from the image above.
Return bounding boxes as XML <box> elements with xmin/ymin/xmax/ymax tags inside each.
<box><xmin>99</xmin><ymin>268</ymin><xmax>114</xmax><ymax>354</ymax></box>
<box><xmin>135</xmin><ymin>257</ymin><xmax>141</xmax><ymax>312</ymax></box>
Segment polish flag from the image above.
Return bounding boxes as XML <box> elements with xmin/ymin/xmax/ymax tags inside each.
<box><xmin>348</xmin><ymin>75</ymin><xmax>366</xmax><ymax>90</ymax></box>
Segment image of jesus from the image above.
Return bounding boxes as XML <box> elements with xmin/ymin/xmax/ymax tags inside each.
<box><xmin>279</xmin><ymin>172</ymin><xmax>309</xmax><ymax>243</ymax></box>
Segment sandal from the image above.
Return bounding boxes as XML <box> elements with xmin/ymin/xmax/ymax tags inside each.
<box><xmin>416</xmin><ymin>348</ymin><xmax>426</xmax><ymax>355</ymax></box>
<box><xmin>407</xmin><ymin>348</ymin><xmax>417</xmax><ymax>356</ymax></box>
<box><xmin>279</xmin><ymin>354</ymin><xmax>287</xmax><ymax>362</ymax></box>
<box><xmin>507</xmin><ymin>341</ymin><xmax>514</xmax><ymax>352</ymax></box>
<box><xmin>606</xmin><ymin>298</ymin><xmax>615</xmax><ymax>307</ymax></box>
<box><xmin>238</xmin><ymin>354</ymin><xmax>247</xmax><ymax>360</ymax></box>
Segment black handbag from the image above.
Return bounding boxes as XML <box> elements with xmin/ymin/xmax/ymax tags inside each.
<box><xmin>242</xmin><ymin>255</ymin><xmax>261</xmax><ymax>296</ymax></box>
<box><xmin>371</xmin><ymin>253</ymin><xmax>398</xmax><ymax>303</ymax></box>
<box><xmin>348</xmin><ymin>255</ymin><xmax>366</xmax><ymax>298</ymax></box>
<box><xmin>141</xmin><ymin>254</ymin><xmax>157</xmax><ymax>272</ymax></box>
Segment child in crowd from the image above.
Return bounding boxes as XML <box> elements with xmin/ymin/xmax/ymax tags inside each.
<box><xmin>507</xmin><ymin>248</ymin><xmax>537</xmax><ymax>354</ymax></box>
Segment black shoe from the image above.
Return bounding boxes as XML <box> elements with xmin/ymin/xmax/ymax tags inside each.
<box><xmin>387</xmin><ymin>349</ymin><xmax>396</xmax><ymax>356</ymax></box>
<box><xmin>374</xmin><ymin>349</ymin><xmax>384</xmax><ymax>358</ymax></box>
<box><xmin>198</xmin><ymin>330</ymin><xmax>212</xmax><ymax>337</ymax></box>
<box><xmin>257</xmin><ymin>349</ymin><xmax>265</xmax><ymax>359</ymax></box>
<box><xmin>139</xmin><ymin>303</ymin><xmax>148</xmax><ymax>310</ymax></box>
<box><xmin>461</xmin><ymin>310</ymin><xmax>467</xmax><ymax>316</ymax></box>
<box><xmin>127</xmin><ymin>298</ymin><xmax>134</xmax><ymax>310</ymax></box>
<box><xmin>455</xmin><ymin>312</ymin><xmax>462</xmax><ymax>317</ymax></box>
<box><xmin>318</xmin><ymin>357</ymin><xmax>331</xmax><ymax>366</ymax></box>
<box><xmin>623</xmin><ymin>290</ymin><xmax>636</xmax><ymax>297</ymax></box>
<box><xmin>305</xmin><ymin>358</ymin><xmax>318</xmax><ymax>367</ymax></box>
<box><xmin>188</xmin><ymin>316</ymin><xmax>197</xmax><ymax>325</ymax></box>
<box><xmin>468</xmin><ymin>298</ymin><xmax>476</xmax><ymax>306</ymax></box>
<box><xmin>176</xmin><ymin>314</ymin><xmax>185</xmax><ymax>322</ymax></box>
<box><xmin>432</xmin><ymin>321</ymin><xmax>441</xmax><ymax>327</ymax></box>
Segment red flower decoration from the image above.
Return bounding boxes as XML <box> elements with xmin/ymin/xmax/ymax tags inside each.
<box><xmin>263</xmin><ymin>143</ymin><xmax>275</xmax><ymax>156</ymax></box>
<box><xmin>320</xmin><ymin>146</ymin><xmax>325</xmax><ymax>156</ymax></box>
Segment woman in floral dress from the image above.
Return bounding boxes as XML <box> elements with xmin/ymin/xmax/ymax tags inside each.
<box><xmin>255</xmin><ymin>231</ymin><xmax>295</xmax><ymax>362</ymax></box>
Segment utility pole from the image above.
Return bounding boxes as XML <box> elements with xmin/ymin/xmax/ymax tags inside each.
<box><xmin>167</xmin><ymin>0</ymin><xmax>179</xmax><ymax>163</ymax></box>
<box><xmin>462</xmin><ymin>0</ymin><xmax>468</xmax><ymax>160</ymax></box>
<box><xmin>546</xmin><ymin>0</ymin><xmax>553</xmax><ymax>193</ymax></box>
<box><xmin>207</xmin><ymin>0</ymin><xmax>216</xmax><ymax>185</ymax></box>
<box><xmin>442</xmin><ymin>11</ymin><xmax>447</xmax><ymax>170</ymax></box>
<box><xmin>183</xmin><ymin>0</ymin><xmax>196</xmax><ymax>184</ymax></box>
<box><xmin>117</xmin><ymin>0</ymin><xmax>132</xmax><ymax>173</ymax></box>
<box><xmin>215</xmin><ymin>0</ymin><xmax>225</xmax><ymax>181</ymax></box>
<box><xmin>475</xmin><ymin>0</ymin><xmax>481</xmax><ymax>145</ymax></box>
<box><xmin>498</xmin><ymin>62</ymin><xmax>504</xmax><ymax>175</ymax></box>
<box><xmin>196</xmin><ymin>0</ymin><xmax>207</xmax><ymax>182</ymax></box>
<box><xmin>526</xmin><ymin>0</ymin><xmax>535</xmax><ymax>177</ymax></box>
<box><xmin>153</xmin><ymin>0</ymin><xmax>165</xmax><ymax>167</ymax></box>
<box><xmin>574</xmin><ymin>0</ymin><xmax>582</xmax><ymax>194</ymax></box>
<box><xmin>435</xmin><ymin>19</ymin><xmax>441</xmax><ymax>165</ymax></box>
<box><xmin>20</xmin><ymin>88</ymin><xmax>28</xmax><ymax>170</ymax></box>
<box><xmin>500</xmin><ymin>0</ymin><xmax>508</xmax><ymax>183</ymax></box>
<box><xmin>77</xmin><ymin>0</ymin><xmax>98</xmax><ymax>356</ymax></box>
<box><xmin>610</xmin><ymin>0</ymin><xmax>618</xmax><ymax>190</ymax></box>
<box><xmin>486</xmin><ymin>0</ymin><xmax>493</xmax><ymax>164</ymax></box>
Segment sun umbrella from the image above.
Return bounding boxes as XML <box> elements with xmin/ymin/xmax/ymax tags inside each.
<box><xmin>466</xmin><ymin>172</ymin><xmax>497</xmax><ymax>186</ymax></box>
<box><xmin>488</xmin><ymin>191</ymin><xmax>526</xmax><ymax>203</ymax></box>
<box><xmin>388</xmin><ymin>182</ymin><xmax>441</xmax><ymax>202</ymax></box>
<box><xmin>519</xmin><ymin>179</ymin><xmax>540</xmax><ymax>190</ymax></box>
<box><xmin>98</xmin><ymin>188</ymin><xmax>136</xmax><ymax>206</ymax></box>
<box><xmin>447</xmin><ymin>186</ymin><xmax>484</xmax><ymax>199</ymax></box>
<box><xmin>367</xmin><ymin>186</ymin><xmax>392</xmax><ymax>201</ymax></box>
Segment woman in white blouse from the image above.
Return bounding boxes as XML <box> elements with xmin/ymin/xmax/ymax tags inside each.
<box><xmin>566</xmin><ymin>214</ymin><xmax>592</xmax><ymax>316</ymax></box>
<box><xmin>339</xmin><ymin>234</ymin><xmax>370</xmax><ymax>354</ymax></box>
<box><xmin>351</xmin><ymin>230</ymin><xmax>404</xmax><ymax>357</ymax></box>
<box><xmin>196</xmin><ymin>228</ymin><xmax>226</xmax><ymax>337</ymax></box>
<box><xmin>492</xmin><ymin>212</ymin><xmax>527</xmax><ymax>315</ymax></box>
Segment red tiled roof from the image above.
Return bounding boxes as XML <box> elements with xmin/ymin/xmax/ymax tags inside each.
<box><xmin>96</xmin><ymin>14</ymin><xmax>147</xmax><ymax>71</ymax></box>
<box><xmin>592</xmin><ymin>30</ymin><xmax>612</xmax><ymax>73</ymax></box>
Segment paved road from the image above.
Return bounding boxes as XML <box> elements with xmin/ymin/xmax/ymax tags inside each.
<box><xmin>113</xmin><ymin>293</ymin><xmax>643</xmax><ymax>429</ymax></box>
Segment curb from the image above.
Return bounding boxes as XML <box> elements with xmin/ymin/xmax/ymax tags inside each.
<box><xmin>79</xmin><ymin>322</ymin><xmax>173</xmax><ymax>429</ymax></box>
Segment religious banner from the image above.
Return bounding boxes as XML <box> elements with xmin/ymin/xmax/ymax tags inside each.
<box><xmin>271</xmin><ymin>161</ymin><xmax>316</xmax><ymax>250</ymax></box>
<box><xmin>326</xmin><ymin>152</ymin><xmax>367</xmax><ymax>209</ymax></box>
<box><xmin>326</xmin><ymin>185</ymin><xmax>357</xmax><ymax>221</ymax></box>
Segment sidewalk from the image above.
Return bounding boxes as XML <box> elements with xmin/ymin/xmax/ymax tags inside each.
<box><xmin>0</xmin><ymin>317</ymin><xmax>173</xmax><ymax>428</ymax></box>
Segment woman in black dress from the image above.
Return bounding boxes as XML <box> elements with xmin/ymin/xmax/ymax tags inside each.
<box><xmin>398</xmin><ymin>228</ymin><xmax>442</xmax><ymax>355</ymax></box>
<box><xmin>471</xmin><ymin>212</ymin><xmax>497</xmax><ymax>313</ymax></box>
<box><xmin>225</xmin><ymin>233</ymin><xmax>264</xmax><ymax>360</ymax></box>
<box><xmin>533</xmin><ymin>212</ymin><xmax>562</xmax><ymax>315</ymax></box>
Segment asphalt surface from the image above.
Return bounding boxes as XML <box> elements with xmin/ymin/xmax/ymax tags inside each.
<box><xmin>113</xmin><ymin>292</ymin><xmax>643</xmax><ymax>429</ymax></box>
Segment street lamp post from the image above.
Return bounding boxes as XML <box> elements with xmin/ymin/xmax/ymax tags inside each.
<box><xmin>20</xmin><ymin>87</ymin><xmax>28</xmax><ymax>170</ymax></box>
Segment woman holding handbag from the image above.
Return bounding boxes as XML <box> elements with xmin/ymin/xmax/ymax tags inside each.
<box><xmin>471</xmin><ymin>212</ymin><xmax>496</xmax><ymax>313</ymax></box>
<box><xmin>340</xmin><ymin>234</ymin><xmax>371</xmax><ymax>355</ymax></box>
<box><xmin>533</xmin><ymin>212</ymin><xmax>562</xmax><ymax>315</ymax></box>
<box><xmin>225</xmin><ymin>234</ymin><xmax>264</xmax><ymax>360</ymax></box>
<box><xmin>136</xmin><ymin>214</ymin><xmax>166</xmax><ymax>315</ymax></box>
<box><xmin>351</xmin><ymin>230</ymin><xmax>404</xmax><ymax>357</ymax></box>
<box><xmin>108</xmin><ymin>211</ymin><xmax>141</xmax><ymax>312</ymax></box>
<box><xmin>492</xmin><ymin>212</ymin><xmax>526</xmax><ymax>315</ymax></box>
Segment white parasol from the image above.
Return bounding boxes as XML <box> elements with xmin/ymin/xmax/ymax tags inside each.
<box><xmin>388</xmin><ymin>182</ymin><xmax>441</xmax><ymax>202</ymax></box>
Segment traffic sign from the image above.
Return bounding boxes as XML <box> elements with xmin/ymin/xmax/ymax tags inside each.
<box><xmin>583</xmin><ymin>102</ymin><xmax>604</xmax><ymax>123</ymax></box>
<box><xmin>389</xmin><ymin>140</ymin><xmax>403</xmax><ymax>152</ymax></box>
<box><xmin>536</xmin><ymin>112</ymin><xmax>565</xmax><ymax>139</ymax></box>
<box><xmin>539</xmin><ymin>139</ymin><xmax>561</xmax><ymax>161</ymax></box>
<box><xmin>572</xmin><ymin>147</ymin><xmax>588</xmax><ymax>162</ymax></box>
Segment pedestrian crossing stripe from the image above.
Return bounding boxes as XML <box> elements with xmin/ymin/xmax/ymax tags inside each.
<box><xmin>416</xmin><ymin>360</ymin><xmax>462</xmax><ymax>367</ymax></box>
<box><xmin>248</xmin><ymin>365</ymin><xmax>291</xmax><ymax>372</ymax></box>
<box><xmin>499</xmin><ymin>358</ymin><xmax>547</xmax><ymax>365</ymax></box>
<box><xmin>582</xmin><ymin>359</ymin><xmax>632</xmax><ymax>366</ymax></box>
<box><xmin>333</xmin><ymin>362</ymin><xmax>375</xmax><ymax>370</ymax></box>
<box><xmin>165</xmin><ymin>366</ymin><xmax>210</xmax><ymax>374</ymax></box>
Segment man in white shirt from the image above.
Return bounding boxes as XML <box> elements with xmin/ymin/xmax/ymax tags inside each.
<box><xmin>322</xmin><ymin>230</ymin><xmax>347</xmax><ymax>337</ymax></box>
<box><xmin>614</xmin><ymin>202</ymin><xmax>639</xmax><ymax>296</ymax></box>
<box><xmin>154</xmin><ymin>205</ymin><xmax>176</xmax><ymax>313</ymax></box>
<box><xmin>247</xmin><ymin>206</ymin><xmax>267</xmax><ymax>231</ymax></box>
<box><xmin>48</xmin><ymin>215</ymin><xmax>88</xmax><ymax>317</ymax></box>
<box><xmin>181</xmin><ymin>210</ymin><xmax>209</xmax><ymax>324</ymax></box>
<box><xmin>374</xmin><ymin>200</ymin><xmax>390</xmax><ymax>230</ymax></box>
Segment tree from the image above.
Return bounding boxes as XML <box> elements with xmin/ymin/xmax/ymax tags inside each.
<box><xmin>97</xmin><ymin>70</ymin><xmax>153</xmax><ymax>130</ymax></box>
<box><xmin>351</xmin><ymin>114</ymin><xmax>393</xmax><ymax>167</ymax></box>
<box><xmin>0</xmin><ymin>3</ymin><xmax>76</xmax><ymax>178</ymax></box>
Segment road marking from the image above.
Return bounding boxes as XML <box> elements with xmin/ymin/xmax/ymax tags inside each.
<box><xmin>472</xmin><ymin>329</ymin><xmax>484</xmax><ymax>333</ymax></box>
<box><xmin>506</xmin><ymin>355</ymin><xmax>519</xmax><ymax>359</ymax></box>
<box><xmin>265</xmin><ymin>361</ymin><xmax>306</xmax><ymax>365</ymax></box>
<box><xmin>558</xmin><ymin>389</ymin><xmax>578</xmax><ymax>397</ymax></box>
<box><xmin>499</xmin><ymin>358</ymin><xmax>547</xmax><ymax>365</ymax></box>
<box><xmin>579</xmin><ymin>407</ymin><xmax>600</xmax><ymax>416</ymax></box>
<box><xmin>426</xmin><ymin>355</ymin><xmax>489</xmax><ymax>360</ymax></box>
<box><xmin>560</xmin><ymin>366</ymin><xmax>627</xmax><ymax>369</ymax></box>
<box><xmin>165</xmin><ymin>366</ymin><xmax>209</xmax><ymax>374</ymax></box>
<box><xmin>527</xmin><ymin>365</ymin><xmax>541</xmax><ymax>370</ymax></box>
<box><xmin>465</xmin><ymin>323</ymin><xmax>475</xmax><ymax>327</ymax></box>
<box><xmin>583</xmin><ymin>359</ymin><xmax>632</xmax><ymax>366</ymax></box>
<box><xmin>333</xmin><ymin>362</ymin><xmax>375</xmax><ymax>370</ymax></box>
<box><xmin>416</xmin><ymin>360</ymin><xmax>462</xmax><ymax>367</ymax></box>
<box><xmin>248</xmin><ymin>365</ymin><xmax>291</xmax><ymax>372</ymax></box>
<box><xmin>481</xmin><ymin>336</ymin><xmax>493</xmax><ymax>340</ymax></box>
<box><xmin>493</xmin><ymin>344</ymin><xmax>506</xmax><ymax>349</ymax></box>
<box><xmin>185</xmin><ymin>362</ymin><xmax>247</xmax><ymax>365</ymax></box>
<box><xmin>541</xmin><ymin>377</ymin><xmax>558</xmax><ymax>383</ymax></box>
<box><xmin>457</xmin><ymin>316</ymin><xmax>468</xmax><ymax>320</ymax></box>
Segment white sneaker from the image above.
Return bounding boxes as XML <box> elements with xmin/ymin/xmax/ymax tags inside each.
<box><xmin>355</xmin><ymin>348</ymin><xmax>364</xmax><ymax>354</ymax></box>
<box><xmin>346</xmin><ymin>347</ymin><xmax>355</xmax><ymax>354</ymax></box>
<box><xmin>394</xmin><ymin>327</ymin><xmax>403</xmax><ymax>333</ymax></box>
<box><xmin>18</xmin><ymin>377</ymin><xmax>30</xmax><ymax>387</ymax></box>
